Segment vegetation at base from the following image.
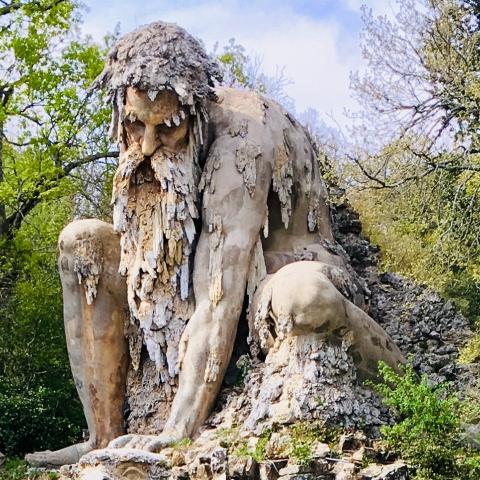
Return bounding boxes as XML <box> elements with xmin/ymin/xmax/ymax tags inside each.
<box><xmin>289</xmin><ymin>421</ymin><xmax>340</xmax><ymax>465</ymax></box>
<box><xmin>231</xmin><ymin>429</ymin><xmax>271</xmax><ymax>462</ymax></box>
<box><xmin>372</xmin><ymin>361</ymin><xmax>480</xmax><ymax>480</ymax></box>
<box><xmin>0</xmin><ymin>459</ymin><xmax>59</xmax><ymax>480</ymax></box>
<box><xmin>0</xmin><ymin>459</ymin><xmax>28</xmax><ymax>480</ymax></box>
<box><xmin>171</xmin><ymin>438</ymin><xmax>193</xmax><ymax>450</ymax></box>
<box><xmin>216</xmin><ymin>422</ymin><xmax>341</xmax><ymax>465</ymax></box>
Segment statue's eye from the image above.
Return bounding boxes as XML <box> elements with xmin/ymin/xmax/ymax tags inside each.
<box><xmin>125</xmin><ymin>118</ymin><xmax>145</xmax><ymax>133</ymax></box>
<box><xmin>157</xmin><ymin>123</ymin><xmax>174</xmax><ymax>135</ymax></box>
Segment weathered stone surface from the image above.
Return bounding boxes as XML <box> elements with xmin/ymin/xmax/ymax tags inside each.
<box><xmin>332</xmin><ymin>461</ymin><xmax>356</xmax><ymax>480</ymax></box>
<box><xmin>227</xmin><ymin>456</ymin><xmax>258</xmax><ymax>479</ymax></box>
<box><xmin>359</xmin><ymin>462</ymin><xmax>408</xmax><ymax>480</ymax></box>
<box><xmin>311</xmin><ymin>442</ymin><xmax>331</xmax><ymax>459</ymax></box>
<box><xmin>62</xmin><ymin>448</ymin><xmax>170</xmax><ymax>479</ymax></box>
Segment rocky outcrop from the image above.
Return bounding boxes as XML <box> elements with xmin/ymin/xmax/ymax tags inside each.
<box><xmin>53</xmin><ymin>428</ymin><xmax>410</xmax><ymax>479</ymax></box>
<box><xmin>331</xmin><ymin>197</ymin><xmax>477</xmax><ymax>389</ymax></box>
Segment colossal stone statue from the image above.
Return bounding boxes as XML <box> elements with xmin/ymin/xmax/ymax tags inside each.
<box><xmin>26</xmin><ymin>21</ymin><xmax>404</xmax><ymax>467</ymax></box>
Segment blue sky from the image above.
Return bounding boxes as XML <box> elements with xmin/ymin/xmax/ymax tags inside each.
<box><xmin>81</xmin><ymin>0</ymin><xmax>394</xmax><ymax>126</ymax></box>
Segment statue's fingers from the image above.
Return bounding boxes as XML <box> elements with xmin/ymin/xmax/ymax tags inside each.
<box><xmin>125</xmin><ymin>438</ymin><xmax>143</xmax><ymax>449</ymax></box>
<box><xmin>108</xmin><ymin>434</ymin><xmax>133</xmax><ymax>448</ymax></box>
<box><xmin>136</xmin><ymin>438</ymin><xmax>151</xmax><ymax>449</ymax></box>
<box><xmin>145</xmin><ymin>436</ymin><xmax>170</xmax><ymax>452</ymax></box>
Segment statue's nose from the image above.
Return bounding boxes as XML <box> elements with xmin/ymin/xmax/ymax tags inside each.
<box><xmin>142</xmin><ymin>125</ymin><xmax>160</xmax><ymax>157</ymax></box>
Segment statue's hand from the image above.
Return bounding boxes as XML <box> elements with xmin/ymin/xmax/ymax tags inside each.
<box><xmin>108</xmin><ymin>431</ymin><xmax>183</xmax><ymax>452</ymax></box>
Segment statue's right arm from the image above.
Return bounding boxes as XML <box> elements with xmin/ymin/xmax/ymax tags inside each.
<box><xmin>163</xmin><ymin>133</ymin><xmax>273</xmax><ymax>438</ymax></box>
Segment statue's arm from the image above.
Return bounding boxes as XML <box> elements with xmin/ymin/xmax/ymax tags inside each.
<box><xmin>164</xmin><ymin>134</ymin><xmax>272</xmax><ymax>438</ymax></box>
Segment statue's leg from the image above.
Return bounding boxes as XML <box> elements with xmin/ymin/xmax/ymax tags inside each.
<box><xmin>26</xmin><ymin>219</ymin><xmax>129</xmax><ymax>467</ymax></box>
<box><xmin>254</xmin><ymin>261</ymin><xmax>405</xmax><ymax>380</ymax></box>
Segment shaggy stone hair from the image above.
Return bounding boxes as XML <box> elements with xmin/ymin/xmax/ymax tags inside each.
<box><xmin>92</xmin><ymin>21</ymin><xmax>221</xmax><ymax>144</ymax></box>
<box><xmin>93</xmin><ymin>21</ymin><xmax>222</xmax><ymax>110</ymax></box>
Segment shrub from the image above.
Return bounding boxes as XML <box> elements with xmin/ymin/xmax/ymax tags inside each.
<box><xmin>373</xmin><ymin>361</ymin><xmax>480</xmax><ymax>480</ymax></box>
<box><xmin>0</xmin><ymin>379</ymin><xmax>83</xmax><ymax>457</ymax></box>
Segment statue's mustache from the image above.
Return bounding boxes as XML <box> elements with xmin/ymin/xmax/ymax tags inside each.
<box><xmin>115</xmin><ymin>144</ymin><xmax>177</xmax><ymax>185</ymax></box>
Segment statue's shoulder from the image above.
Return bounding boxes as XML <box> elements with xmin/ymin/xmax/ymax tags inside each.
<box><xmin>208</xmin><ymin>87</ymin><xmax>305</xmax><ymax>137</ymax></box>
<box><xmin>207</xmin><ymin>87</ymin><xmax>283</xmax><ymax>132</ymax></box>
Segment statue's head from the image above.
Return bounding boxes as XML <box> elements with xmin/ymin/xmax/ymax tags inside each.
<box><xmin>93</xmin><ymin>21</ymin><xmax>222</xmax><ymax>156</ymax></box>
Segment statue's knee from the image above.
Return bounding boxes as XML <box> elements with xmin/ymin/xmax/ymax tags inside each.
<box><xmin>269</xmin><ymin>261</ymin><xmax>345</xmax><ymax>335</ymax></box>
<box><xmin>59</xmin><ymin>219</ymin><xmax>115</xmax><ymax>254</ymax></box>
<box><xmin>58</xmin><ymin>219</ymin><xmax>119</xmax><ymax>277</ymax></box>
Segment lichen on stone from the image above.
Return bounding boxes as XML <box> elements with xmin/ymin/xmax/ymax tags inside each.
<box><xmin>73</xmin><ymin>237</ymin><xmax>104</xmax><ymax>305</ymax></box>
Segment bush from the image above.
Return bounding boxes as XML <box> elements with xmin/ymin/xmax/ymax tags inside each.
<box><xmin>373</xmin><ymin>361</ymin><xmax>480</xmax><ymax>480</ymax></box>
<box><xmin>0</xmin><ymin>378</ymin><xmax>83</xmax><ymax>457</ymax></box>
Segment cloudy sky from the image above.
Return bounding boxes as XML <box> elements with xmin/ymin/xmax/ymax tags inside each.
<box><xmin>81</xmin><ymin>0</ymin><xmax>395</xmax><ymax>126</ymax></box>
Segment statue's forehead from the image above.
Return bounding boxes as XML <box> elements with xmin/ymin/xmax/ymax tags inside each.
<box><xmin>125</xmin><ymin>87</ymin><xmax>180</xmax><ymax>121</ymax></box>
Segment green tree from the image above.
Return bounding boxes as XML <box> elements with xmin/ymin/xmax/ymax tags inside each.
<box><xmin>0</xmin><ymin>0</ymin><xmax>117</xmax><ymax>456</ymax></box>
<box><xmin>348</xmin><ymin>0</ymin><xmax>480</xmax><ymax>322</ymax></box>
<box><xmin>0</xmin><ymin>0</ymin><xmax>117</xmax><ymax>244</ymax></box>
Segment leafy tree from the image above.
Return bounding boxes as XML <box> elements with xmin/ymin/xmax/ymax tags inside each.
<box><xmin>348</xmin><ymin>0</ymin><xmax>480</xmax><ymax>322</ymax></box>
<box><xmin>0</xmin><ymin>0</ymin><xmax>117</xmax><ymax>244</ymax></box>
<box><xmin>0</xmin><ymin>0</ymin><xmax>116</xmax><ymax>456</ymax></box>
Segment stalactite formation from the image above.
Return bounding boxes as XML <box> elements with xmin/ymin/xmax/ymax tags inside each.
<box><xmin>246</xmin><ymin>239</ymin><xmax>267</xmax><ymax>307</ymax></box>
<box><xmin>73</xmin><ymin>237</ymin><xmax>104</xmax><ymax>305</ymax></box>
<box><xmin>272</xmin><ymin>130</ymin><xmax>294</xmax><ymax>228</ymax></box>
<box><xmin>111</xmin><ymin>138</ymin><xmax>200</xmax><ymax>384</ymax></box>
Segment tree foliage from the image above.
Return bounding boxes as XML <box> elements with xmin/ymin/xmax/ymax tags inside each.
<box><xmin>0</xmin><ymin>1</ymin><xmax>114</xmax><ymax>456</ymax></box>
<box><xmin>0</xmin><ymin>0</ymin><xmax>117</xmax><ymax>244</ymax></box>
<box><xmin>349</xmin><ymin>0</ymin><xmax>480</xmax><ymax>322</ymax></box>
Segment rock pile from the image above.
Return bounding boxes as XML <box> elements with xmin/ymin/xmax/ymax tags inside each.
<box><xmin>331</xmin><ymin>198</ymin><xmax>477</xmax><ymax>389</ymax></box>
<box><xmin>54</xmin><ymin>428</ymin><xmax>409</xmax><ymax>479</ymax></box>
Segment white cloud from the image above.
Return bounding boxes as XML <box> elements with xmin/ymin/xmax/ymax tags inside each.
<box><xmin>82</xmin><ymin>1</ymin><xmax>384</xmax><ymax>126</ymax></box>
<box><xmin>342</xmin><ymin>0</ymin><xmax>395</xmax><ymax>16</ymax></box>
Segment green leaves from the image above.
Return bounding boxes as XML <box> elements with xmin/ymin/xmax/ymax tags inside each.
<box><xmin>372</xmin><ymin>361</ymin><xmax>480</xmax><ymax>479</ymax></box>
<box><xmin>0</xmin><ymin>0</ymin><xmax>115</xmax><ymax>242</ymax></box>
<box><xmin>0</xmin><ymin>0</ymin><xmax>114</xmax><ymax>457</ymax></box>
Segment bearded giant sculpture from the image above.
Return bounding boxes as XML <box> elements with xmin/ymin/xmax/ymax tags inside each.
<box><xmin>26</xmin><ymin>21</ymin><xmax>404</xmax><ymax>468</ymax></box>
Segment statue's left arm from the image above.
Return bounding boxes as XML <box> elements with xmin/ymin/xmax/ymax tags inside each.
<box><xmin>162</xmin><ymin>133</ymin><xmax>272</xmax><ymax>441</ymax></box>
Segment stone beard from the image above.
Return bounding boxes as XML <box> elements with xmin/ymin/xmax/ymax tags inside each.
<box><xmin>111</xmin><ymin>138</ymin><xmax>200</xmax><ymax>390</ymax></box>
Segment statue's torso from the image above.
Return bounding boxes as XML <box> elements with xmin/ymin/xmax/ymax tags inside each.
<box><xmin>206</xmin><ymin>87</ymin><xmax>345</xmax><ymax>274</ymax></box>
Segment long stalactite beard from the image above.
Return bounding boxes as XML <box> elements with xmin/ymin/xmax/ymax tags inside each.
<box><xmin>111</xmin><ymin>129</ymin><xmax>201</xmax><ymax>388</ymax></box>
